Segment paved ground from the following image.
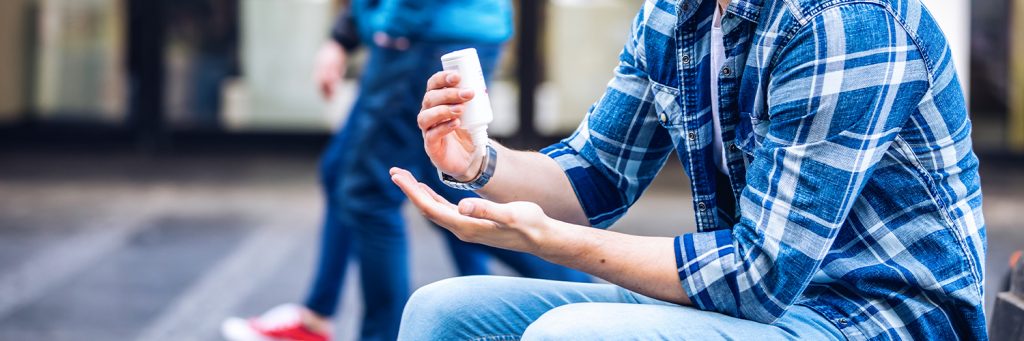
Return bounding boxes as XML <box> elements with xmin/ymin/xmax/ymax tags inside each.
<box><xmin>0</xmin><ymin>144</ymin><xmax>1021</xmax><ymax>340</ymax></box>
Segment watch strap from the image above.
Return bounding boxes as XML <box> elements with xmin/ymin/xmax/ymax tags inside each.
<box><xmin>439</xmin><ymin>144</ymin><xmax>497</xmax><ymax>191</ymax></box>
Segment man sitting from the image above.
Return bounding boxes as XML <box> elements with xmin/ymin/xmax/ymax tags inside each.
<box><xmin>390</xmin><ymin>0</ymin><xmax>987</xmax><ymax>339</ymax></box>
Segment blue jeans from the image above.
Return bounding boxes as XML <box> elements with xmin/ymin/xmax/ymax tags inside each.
<box><xmin>399</xmin><ymin>276</ymin><xmax>846</xmax><ymax>340</ymax></box>
<box><xmin>304</xmin><ymin>43</ymin><xmax>590</xmax><ymax>341</ymax></box>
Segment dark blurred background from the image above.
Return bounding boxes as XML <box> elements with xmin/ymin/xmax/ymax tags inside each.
<box><xmin>0</xmin><ymin>0</ymin><xmax>1022</xmax><ymax>340</ymax></box>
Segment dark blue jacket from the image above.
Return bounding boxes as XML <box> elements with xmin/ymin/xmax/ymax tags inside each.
<box><xmin>332</xmin><ymin>0</ymin><xmax>512</xmax><ymax>50</ymax></box>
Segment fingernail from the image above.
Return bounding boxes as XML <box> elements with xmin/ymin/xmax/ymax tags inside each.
<box><xmin>459</xmin><ymin>201</ymin><xmax>474</xmax><ymax>215</ymax></box>
<box><xmin>447</xmin><ymin>120</ymin><xmax>457</xmax><ymax>128</ymax></box>
<box><xmin>450</xmin><ymin>105</ymin><xmax>462</xmax><ymax>113</ymax></box>
<box><xmin>459</xmin><ymin>89</ymin><xmax>474</xmax><ymax>99</ymax></box>
<box><xmin>446</xmin><ymin>73</ymin><xmax>458</xmax><ymax>83</ymax></box>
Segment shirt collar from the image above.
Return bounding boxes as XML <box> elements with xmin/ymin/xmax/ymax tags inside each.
<box><xmin>721</xmin><ymin>0</ymin><xmax>763</xmax><ymax>23</ymax></box>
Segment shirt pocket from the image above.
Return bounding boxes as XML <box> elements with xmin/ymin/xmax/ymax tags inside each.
<box><xmin>650</xmin><ymin>82</ymin><xmax>683</xmax><ymax>128</ymax></box>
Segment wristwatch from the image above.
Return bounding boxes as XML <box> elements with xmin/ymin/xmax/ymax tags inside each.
<box><xmin>439</xmin><ymin>144</ymin><xmax>497</xmax><ymax>191</ymax></box>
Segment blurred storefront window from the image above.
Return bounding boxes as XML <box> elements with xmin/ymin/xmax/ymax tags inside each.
<box><xmin>164</xmin><ymin>0</ymin><xmax>238</xmax><ymax>130</ymax></box>
<box><xmin>0</xmin><ymin>0</ymin><xmax>1020</xmax><ymax>153</ymax></box>
<box><xmin>537</xmin><ymin>0</ymin><xmax>635</xmax><ymax>135</ymax></box>
<box><xmin>225</xmin><ymin>0</ymin><xmax>341</xmax><ymax>132</ymax></box>
<box><xmin>33</xmin><ymin>0</ymin><xmax>126</xmax><ymax>124</ymax></box>
<box><xmin>0</xmin><ymin>0</ymin><xmax>31</xmax><ymax>124</ymax></box>
<box><xmin>970</xmin><ymin>0</ymin><xmax>1013</xmax><ymax>150</ymax></box>
<box><xmin>163</xmin><ymin>0</ymin><xmax>353</xmax><ymax>133</ymax></box>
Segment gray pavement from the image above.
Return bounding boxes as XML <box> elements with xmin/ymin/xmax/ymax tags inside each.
<box><xmin>0</xmin><ymin>147</ymin><xmax>1021</xmax><ymax>340</ymax></box>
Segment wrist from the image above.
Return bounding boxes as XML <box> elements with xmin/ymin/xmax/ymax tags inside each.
<box><xmin>455</xmin><ymin>149</ymin><xmax>487</xmax><ymax>182</ymax></box>
<box><xmin>440</xmin><ymin>144</ymin><xmax>497</xmax><ymax>191</ymax></box>
<box><xmin>530</xmin><ymin>216</ymin><xmax>561</xmax><ymax>256</ymax></box>
<box><xmin>532</xmin><ymin>218</ymin><xmax>587</xmax><ymax>262</ymax></box>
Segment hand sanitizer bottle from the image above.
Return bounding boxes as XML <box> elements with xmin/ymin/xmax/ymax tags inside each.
<box><xmin>441</xmin><ymin>48</ymin><xmax>493</xmax><ymax>157</ymax></box>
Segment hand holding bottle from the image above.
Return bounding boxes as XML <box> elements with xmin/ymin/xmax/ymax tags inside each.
<box><xmin>418</xmin><ymin>49</ymin><xmax>494</xmax><ymax>182</ymax></box>
<box><xmin>417</xmin><ymin>71</ymin><xmax>483</xmax><ymax>181</ymax></box>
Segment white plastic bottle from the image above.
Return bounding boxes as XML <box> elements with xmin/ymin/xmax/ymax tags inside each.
<box><xmin>440</xmin><ymin>48</ymin><xmax>493</xmax><ymax>157</ymax></box>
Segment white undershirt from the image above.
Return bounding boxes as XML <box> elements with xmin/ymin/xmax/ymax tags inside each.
<box><xmin>710</xmin><ymin>5</ymin><xmax>728</xmax><ymax>174</ymax></box>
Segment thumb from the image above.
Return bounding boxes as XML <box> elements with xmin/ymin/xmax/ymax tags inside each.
<box><xmin>458</xmin><ymin>198</ymin><xmax>512</xmax><ymax>223</ymax></box>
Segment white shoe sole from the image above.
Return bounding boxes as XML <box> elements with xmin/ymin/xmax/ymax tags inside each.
<box><xmin>221</xmin><ymin>317</ymin><xmax>276</xmax><ymax>341</ymax></box>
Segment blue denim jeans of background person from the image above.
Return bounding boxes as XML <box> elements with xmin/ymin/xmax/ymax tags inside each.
<box><xmin>304</xmin><ymin>42</ymin><xmax>590</xmax><ymax>341</ymax></box>
<box><xmin>398</xmin><ymin>276</ymin><xmax>845</xmax><ymax>340</ymax></box>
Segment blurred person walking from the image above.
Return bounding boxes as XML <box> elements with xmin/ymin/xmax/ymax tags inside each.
<box><xmin>221</xmin><ymin>1</ymin><xmax>588</xmax><ymax>341</ymax></box>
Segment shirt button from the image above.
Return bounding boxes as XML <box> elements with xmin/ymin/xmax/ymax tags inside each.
<box><xmin>659</xmin><ymin>113</ymin><xmax>668</xmax><ymax>124</ymax></box>
<box><xmin>682</xmin><ymin>3</ymin><xmax>690</xmax><ymax>11</ymax></box>
<box><xmin>687</xmin><ymin>131</ymin><xmax>697</xmax><ymax>141</ymax></box>
<box><xmin>721</xmin><ymin>67</ymin><xmax>732</xmax><ymax>76</ymax></box>
<box><xmin>697</xmin><ymin>202</ymin><xmax>707</xmax><ymax>211</ymax></box>
<box><xmin>837</xmin><ymin>318</ymin><xmax>848</xmax><ymax>325</ymax></box>
<box><xmin>682</xmin><ymin>54</ymin><xmax>691</xmax><ymax>65</ymax></box>
<box><xmin>730</xmin><ymin>144</ymin><xmax>738</xmax><ymax>152</ymax></box>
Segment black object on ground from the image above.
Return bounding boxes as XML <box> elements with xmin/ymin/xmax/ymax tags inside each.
<box><xmin>990</xmin><ymin>250</ymin><xmax>1024</xmax><ymax>340</ymax></box>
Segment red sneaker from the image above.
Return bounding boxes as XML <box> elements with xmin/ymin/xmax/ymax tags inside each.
<box><xmin>222</xmin><ymin>304</ymin><xmax>331</xmax><ymax>341</ymax></box>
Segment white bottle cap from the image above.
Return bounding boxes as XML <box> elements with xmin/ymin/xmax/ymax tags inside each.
<box><xmin>470</xmin><ymin>126</ymin><xmax>489</xmax><ymax>157</ymax></box>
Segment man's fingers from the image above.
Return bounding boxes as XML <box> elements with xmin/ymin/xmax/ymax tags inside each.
<box><xmin>389</xmin><ymin>168</ymin><xmax>456</xmax><ymax>211</ymax></box>
<box><xmin>389</xmin><ymin>168</ymin><xmax>424</xmax><ymax>197</ymax></box>
<box><xmin>389</xmin><ymin>168</ymin><xmax>490</xmax><ymax>232</ymax></box>
<box><xmin>321</xmin><ymin>77</ymin><xmax>338</xmax><ymax>99</ymax></box>
<box><xmin>316</xmin><ymin>67</ymin><xmax>336</xmax><ymax>99</ymax></box>
<box><xmin>418</xmin><ymin>105</ymin><xmax>462</xmax><ymax>131</ymax></box>
<box><xmin>424</xmin><ymin>119</ymin><xmax>459</xmax><ymax>145</ymax></box>
<box><xmin>389</xmin><ymin>168</ymin><xmax>423</xmax><ymax>197</ymax></box>
<box><xmin>389</xmin><ymin>168</ymin><xmax>457</xmax><ymax>212</ymax></box>
<box><xmin>426</xmin><ymin>71</ymin><xmax>460</xmax><ymax>91</ymax></box>
<box><xmin>418</xmin><ymin>183</ymin><xmax>457</xmax><ymax>210</ymax></box>
<box><xmin>458</xmin><ymin>198</ymin><xmax>514</xmax><ymax>224</ymax></box>
<box><xmin>422</xmin><ymin>88</ymin><xmax>474</xmax><ymax>109</ymax></box>
<box><xmin>390</xmin><ymin>168</ymin><xmax>446</xmax><ymax>213</ymax></box>
<box><xmin>319</xmin><ymin>82</ymin><xmax>333</xmax><ymax>99</ymax></box>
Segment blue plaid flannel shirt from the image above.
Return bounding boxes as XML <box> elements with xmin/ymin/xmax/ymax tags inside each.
<box><xmin>540</xmin><ymin>0</ymin><xmax>987</xmax><ymax>339</ymax></box>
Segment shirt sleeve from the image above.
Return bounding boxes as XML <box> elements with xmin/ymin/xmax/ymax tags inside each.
<box><xmin>541</xmin><ymin>4</ymin><xmax>675</xmax><ymax>228</ymax></box>
<box><xmin>675</xmin><ymin>4</ymin><xmax>931</xmax><ymax>323</ymax></box>
<box><xmin>329</xmin><ymin>7</ymin><xmax>360</xmax><ymax>52</ymax></box>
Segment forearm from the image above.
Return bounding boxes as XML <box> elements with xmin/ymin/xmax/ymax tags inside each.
<box><xmin>536</xmin><ymin>218</ymin><xmax>691</xmax><ymax>305</ymax></box>
<box><xmin>475</xmin><ymin>142</ymin><xmax>589</xmax><ymax>226</ymax></box>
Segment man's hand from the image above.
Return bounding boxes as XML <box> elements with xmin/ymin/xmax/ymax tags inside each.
<box><xmin>390</xmin><ymin>166</ymin><xmax>691</xmax><ymax>305</ymax></box>
<box><xmin>390</xmin><ymin>167</ymin><xmax>550</xmax><ymax>253</ymax></box>
<box><xmin>314</xmin><ymin>41</ymin><xmax>347</xmax><ymax>100</ymax></box>
<box><xmin>417</xmin><ymin>71</ymin><xmax>485</xmax><ymax>181</ymax></box>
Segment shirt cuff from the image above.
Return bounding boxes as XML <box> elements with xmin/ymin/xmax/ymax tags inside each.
<box><xmin>541</xmin><ymin>142</ymin><xmax>628</xmax><ymax>228</ymax></box>
<box><xmin>330</xmin><ymin>11</ymin><xmax>360</xmax><ymax>51</ymax></box>
<box><xmin>674</xmin><ymin>229</ymin><xmax>737</xmax><ymax>316</ymax></box>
